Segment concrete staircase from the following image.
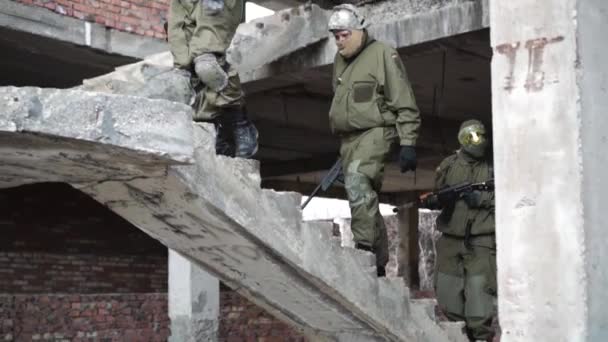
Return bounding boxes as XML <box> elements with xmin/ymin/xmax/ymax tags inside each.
<box><xmin>0</xmin><ymin>84</ymin><xmax>468</xmax><ymax>341</ymax></box>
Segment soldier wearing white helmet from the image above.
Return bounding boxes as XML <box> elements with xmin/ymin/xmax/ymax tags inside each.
<box><xmin>327</xmin><ymin>4</ymin><xmax>369</xmax><ymax>58</ymax></box>
<box><xmin>326</xmin><ymin>4</ymin><xmax>421</xmax><ymax>277</ymax></box>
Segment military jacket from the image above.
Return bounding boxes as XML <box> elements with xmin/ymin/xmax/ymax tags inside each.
<box><xmin>328</xmin><ymin>38</ymin><xmax>420</xmax><ymax>146</ymax></box>
<box><xmin>435</xmin><ymin>151</ymin><xmax>495</xmax><ymax>236</ymax></box>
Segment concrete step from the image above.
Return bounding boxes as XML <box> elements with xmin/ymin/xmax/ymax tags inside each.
<box><xmin>440</xmin><ymin>321</ymin><xmax>469</xmax><ymax>342</ymax></box>
<box><xmin>412</xmin><ymin>298</ymin><xmax>438</xmax><ymax>321</ymax></box>
<box><xmin>412</xmin><ymin>298</ymin><xmax>469</xmax><ymax>342</ymax></box>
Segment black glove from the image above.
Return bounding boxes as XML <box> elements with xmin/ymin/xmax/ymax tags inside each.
<box><xmin>462</xmin><ymin>190</ymin><xmax>482</xmax><ymax>208</ymax></box>
<box><xmin>420</xmin><ymin>194</ymin><xmax>441</xmax><ymax>210</ymax></box>
<box><xmin>399</xmin><ymin>145</ymin><xmax>417</xmax><ymax>173</ymax></box>
<box><xmin>437</xmin><ymin>190</ymin><xmax>459</xmax><ymax>207</ymax></box>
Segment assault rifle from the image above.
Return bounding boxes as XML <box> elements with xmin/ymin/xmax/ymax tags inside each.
<box><xmin>393</xmin><ymin>179</ymin><xmax>494</xmax><ymax>212</ymax></box>
<box><xmin>301</xmin><ymin>158</ymin><xmax>344</xmax><ymax>210</ymax></box>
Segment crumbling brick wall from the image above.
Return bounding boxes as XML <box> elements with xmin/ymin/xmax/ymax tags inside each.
<box><xmin>12</xmin><ymin>0</ymin><xmax>169</xmax><ymax>39</ymax></box>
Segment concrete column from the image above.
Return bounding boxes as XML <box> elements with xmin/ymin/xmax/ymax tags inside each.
<box><xmin>491</xmin><ymin>1</ymin><xmax>608</xmax><ymax>341</ymax></box>
<box><xmin>396</xmin><ymin>203</ymin><xmax>420</xmax><ymax>288</ymax></box>
<box><xmin>169</xmin><ymin>250</ymin><xmax>220</xmax><ymax>342</ymax></box>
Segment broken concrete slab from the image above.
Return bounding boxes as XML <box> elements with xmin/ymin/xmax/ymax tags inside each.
<box><xmin>78</xmin><ymin>52</ymin><xmax>194</xmax><ymax>105</ymax></box>
<box><xmin>0</xmin><ymin>86</ymin><xmax>193</xmax><ymax>188</ymax></box>
<box><xmin>226</xmin><ymin>4</ymin><xmax>330</xmax><ymax>73</ymax></box>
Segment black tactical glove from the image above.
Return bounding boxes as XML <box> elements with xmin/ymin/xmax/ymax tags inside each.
<box><xmin>462</xmin><ymin>190</ymin><xmax>482</xmax><ymax>208</ymax></box>
<box><xmin>399</xmin><ymin>145</ymin><xmax>417</xmax><ymax>173</ymax></box>
<box><xmin>437</xmin><ymin>190</ymin><xmax>459</xmax><ymax>207</ymax></box>
<box><xmin>419</xmin><ymin>194</ymin><xmax>441</xmax><ymax>210</ymax></box>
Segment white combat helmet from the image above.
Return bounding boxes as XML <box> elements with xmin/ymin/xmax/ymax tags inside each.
<box><xmin>327</xmin><ymin>4</ymin><xmax>369</xmax><ymax>31</ymax></box>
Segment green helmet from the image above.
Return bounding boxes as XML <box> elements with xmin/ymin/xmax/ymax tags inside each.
<box><xmin>458</xmin><ymin>119</ymin><xmax>488</xmax><ymax>158</ymax></box>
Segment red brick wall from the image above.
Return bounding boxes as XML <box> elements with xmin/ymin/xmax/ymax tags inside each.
<box><xmin>219</xmin><ymin>288</ymin><xmax>307</xmax><ymax>342</ymax></box>
<box><xmin>0</xmin><ymin>183</ymin><xmax>168</xmax><ymax>294</ymax></box>
<box><xmin>1</xmin><ymin>183</ymin><xmax>307</xmax><ymax>341</ymax></box>
<box><xmin>0</xmin><ymin>252</ymin><xmax>167</xmax><ymax>294</ymax></box>
<box><xmin>12</xmin><ymin>0</ymin><xmax>169</xmax><ymax>39</ymax></box>
<box><xmin>0</xmin><ymin>294</ymin><xmax>169</xmax><ymax>341</ymax></box>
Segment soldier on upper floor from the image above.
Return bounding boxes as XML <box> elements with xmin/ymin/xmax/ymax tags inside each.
<box><xmin>167</xmin><ymin>0</ymin><xmax>258</xmax><ymax>158</ymax></box>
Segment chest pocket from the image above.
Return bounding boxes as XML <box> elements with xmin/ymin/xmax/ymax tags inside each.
<box><xmin>347</xmin><ymin>81</ymin><xmax>384</xmax><ymax>130</ymax></box>
<box><xmin>353</xmin><ymin>81</ymin><xmax>375</xmax><ymax>103</ymax></box>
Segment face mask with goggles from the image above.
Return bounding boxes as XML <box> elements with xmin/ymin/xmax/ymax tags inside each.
<box><xmin>458</xmin><ymin>123</ymin><xmax>488</xmax><ymax>158</ymax></box>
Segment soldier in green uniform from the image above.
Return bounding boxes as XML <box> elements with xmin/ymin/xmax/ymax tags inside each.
<box><xmin>327</xmin><ymin>5</ymin><xmax>421</xmax><ymax>277</ymax></box>
<box><xmin>427</xmin><ymin>119</ymin><xmax>496</xmax><ymax>341</ymax></box>
<box><xmin>167</xmin><ymin>0</ymin><xmax>258</xmax><ymax>158</ymax></box>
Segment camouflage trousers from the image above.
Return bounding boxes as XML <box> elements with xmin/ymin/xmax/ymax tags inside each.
<box><xmin>435</xmin><ymin>234</ymin><xmax>497</xmax><ymax>340</ymax></box>
<box><xmin>340</xmin><ymin>127</ymin><xmax>398</xmax><ymax>268</ymax></box>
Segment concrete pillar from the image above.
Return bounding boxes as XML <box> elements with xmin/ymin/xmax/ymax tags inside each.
<box><xmin>396</xmin><ymin>203</ymin><xmax>420</xmax><ymax>288</ymax></box>
<box><xmin>491</xmin><ymin>1</ymin><xmax>608</xmax><ymax>341</ymax></box>
<box><xmin>168</xmin><ymin>250</ymin><xmax>219</xmax><ymax>342</ymax></box>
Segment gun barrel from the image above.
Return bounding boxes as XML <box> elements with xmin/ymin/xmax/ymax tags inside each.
<box><xmin>301</xmin><ymin>158</ymin><xmax>343</xmax><ymax>210</ymax></box>
<box><xmin>392</xmin><ymin>201</ymin><xmax>416</xmax><ymax>213</ymax></box>
<box><xmin>301</xmin><ymin>182</ymin><xmax>323</xmax><ymax>210</ymax></box>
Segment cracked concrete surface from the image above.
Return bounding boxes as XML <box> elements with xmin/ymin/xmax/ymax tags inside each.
<box><xmin>0</xmin><ymin>86</ymin><xmax>192</xmax><ymax>188</ymax></box>
<box><xmin>227</xmin><ymin>4</ymin><xmax>330</xmax><ymax>73</ymax></box>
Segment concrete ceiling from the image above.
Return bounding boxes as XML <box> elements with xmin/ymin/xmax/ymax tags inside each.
<box><xmin>0</xmin><ymin>27</ymin><xmax>135</xmax><ymax>88</ymax></box>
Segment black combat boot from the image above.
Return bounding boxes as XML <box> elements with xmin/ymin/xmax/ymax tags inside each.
<box><xmin>230</xmin><ymin>109</ymin><xmax>259</xmax><ymax>159</ymax></box>
<box><xmin>355</xmin><ymin>242</ymin><xmax>373</xmax><ymax>252</ymax></box>
<box><xmin>213</xmin><ymin>118</ymin><xmax>235</xmax><ymax>157</ymax></box>
<box><xmin>355</xmin><ymin>243</ymin><xmax>386</xmax><ymax>277</ymax></box>
<box><xmin>376</xmin><ymin>266</ymin><xmax>386</xmax><ymax>277</ymax></box>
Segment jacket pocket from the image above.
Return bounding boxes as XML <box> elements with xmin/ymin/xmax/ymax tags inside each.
<box><xmin>347</xmin><ymin>81</ymin><xmax>384</xmax><ymax>130</ymax></box>
<box><xmin>352</xmin><ymin>81</ymin><xmax>375</xmax><ymax>103</ymax></box>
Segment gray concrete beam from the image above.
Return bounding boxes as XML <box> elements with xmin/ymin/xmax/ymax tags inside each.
<box><xmin>0</xmin><ymin>87</ymin><xmax>464</xmax><ymax>341</ymax></box>
<box><xmin>76</xmin><ymin>0</ymin><xmax>488</xmax><ymax>89</ymax></box>
<box><xmin>239</xmin><ymin>0</ymin><xmax>489</xmax><ymax>83</ymax></box>
<box><xmin>0</xmin><ymin>1</ymin><xmax>167</xmax><ymax>59</ymax></box>
<box><xmin>227</xmin><ymin>4</ymin><xmax>330</xmax><ymax>73</ymax></box>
